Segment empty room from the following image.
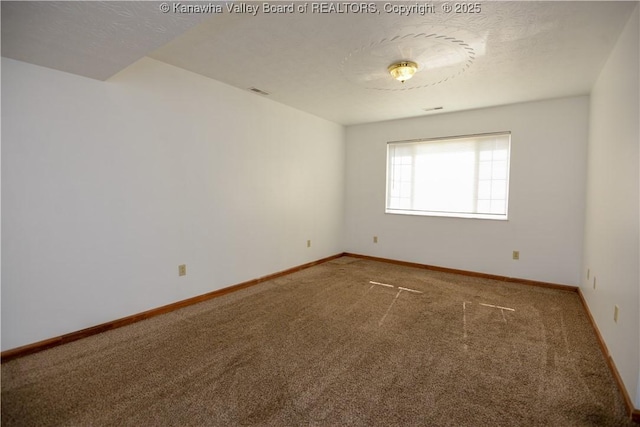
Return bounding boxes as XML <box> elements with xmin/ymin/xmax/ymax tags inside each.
<box><xmin>1</xmin><ymin>0</ymin><xmax>639</xmax><ymax>425</ymax></box>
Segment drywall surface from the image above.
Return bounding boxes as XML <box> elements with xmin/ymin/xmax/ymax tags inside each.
<box><xmin>582</xmin><ymin>6</ymin><xmax>639</xmax><ymax>408</ymax></box>
<box><xmin>1</xmin><ymin>57</ymin><xmax>345</xmax><ymax>351</ymax></box>
<box><xmin>345</xmin><ymin>96</ymin><xmax>588</xmax><ymax>286</ymax></box>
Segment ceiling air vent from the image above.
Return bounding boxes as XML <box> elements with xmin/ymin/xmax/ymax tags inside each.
<box><xmin>423</xmin><ymin>106</ymin><xmax>444</xmax><ymax>112</ymax></box>
<box><xmin>249</xmin><ymin>87</ymin><xmax>270</xmax><ymax>96</ymax></box>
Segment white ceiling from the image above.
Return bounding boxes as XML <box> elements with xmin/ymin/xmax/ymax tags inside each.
<box><xmin>2</xmin><ymin>1</ymin><xmax>637</xmax><ymax>125</ymax></box>
<box><xmin>1</xmin><ymin>1</ymin><xmax>211</xmax><ymax>80</ymax></box>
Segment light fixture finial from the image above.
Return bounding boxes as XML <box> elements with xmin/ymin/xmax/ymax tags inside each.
<box><xmin>388</xmin><ymin>61</ymin><xmax>418</xmax><ymax>83</ymax></box>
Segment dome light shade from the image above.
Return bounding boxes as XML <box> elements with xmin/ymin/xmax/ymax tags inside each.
<box><xmin>388</xmin><ymin>61</ymin><xmax>418</xmax><ymax>83</ymax></box>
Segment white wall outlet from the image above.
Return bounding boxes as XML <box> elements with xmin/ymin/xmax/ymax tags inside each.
<box><xmin>512</xmin><ymin>250</ymin><xmax>519</xmax><ymax>260</ymax></box>
<box><xmin>614</xmin><ymin>305</ymin><xmax>619</xmax><ymax>323</ymax></box>
<box><xmin>307</xmin><ymin>240</ymin><xmax>311</xmax><ymax>248</ymax></box>
<box><xmin>178</xmin><ymin>264</ymin><xmax>187</xmax><ymax>277</ymax></box>
<box><xmin>587</xmin><ymin>268</ymin><xmax>590</xmax><ymax>280</ymax></box>
<box><xmin>593</xmin><ymin>276</ymin><xmax>596</xmax><ymax>290</ymax></box>
<box><xmin>373</xmin><ymin>236</ymin><xmax>378</xmax><ymax>243</ymax></box>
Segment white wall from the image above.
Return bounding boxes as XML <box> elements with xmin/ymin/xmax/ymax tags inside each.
<box><xmin>345</xmin><ymin>96</ymin><xmax>589</xmax><ymax>286</ymax></box>
<box><xmin>582</xmin><ymin>5</ymin><xmax>639</xmax><ymax>407</ymax></box>
<box><xmin>1</xmin><ymin>57</ymin><xmax>345</xmax><ymax>351</ymax></box>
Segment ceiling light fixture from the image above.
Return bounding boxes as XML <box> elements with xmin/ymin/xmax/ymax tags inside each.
<box><xmin>388</xmin><ymin>61</ymin><xmax>418</xmax><ymax>83</ymax></box>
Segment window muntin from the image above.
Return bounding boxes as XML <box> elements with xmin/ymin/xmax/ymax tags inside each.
<box><xmin>386</xmin><ymin>132</ymin><xmax>511</xmax><ymax>220</ymax></box>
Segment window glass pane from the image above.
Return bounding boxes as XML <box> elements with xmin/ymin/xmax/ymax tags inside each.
<box><xmin>491</xmin><ymin>180</ymin><xmax>506</xmax><ymax>200</ymax></box>
<box><xmin>400</xmin><ymin>165</ymin><xmax>412</xmax><ymax>182</ymax></box>
<box><xmin>477</xmin><ymin>200</ymin><xmax>491</xmax><ymax>213</ymax></box>
<box><xmin>493</xmin><ymin>149</ymin><xmax>508</xmax><ymax>161</ymax></box>
<box><xmin>490</xmin><ymin>200</ymin><xmax>506</xmax><ymax>214</ymax></box>
<box><xmin>492</xmin><ymin>161</ymin><xmax>507</xmax><ymax>179</ymax></box>
<box><xmin>479</xmin><ymin>162</ymin><xmax>492</xmax><ymax>180</ymax></box>
<box><xmin>479</xmin><ymin>150</ymin><xmax>493</xmax><ymax>161</ymax></box>
<box><xmin>478</xmin><ymin>181</ymin><xmax>491</xmax><ymax>199</ymax></box>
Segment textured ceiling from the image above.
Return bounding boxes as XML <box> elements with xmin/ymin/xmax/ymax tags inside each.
<box><xmin>1</xmin><ymin>1</ymin><xmax>211</xmax><ymax>80</ymax></box>
<box><xmin>2</xmin><ymin>1</ymin><xmax>637</xmax><ymax>125</ymax></box>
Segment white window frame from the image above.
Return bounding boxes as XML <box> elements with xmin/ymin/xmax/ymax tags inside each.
<box><xmin>386</xmin><ymin>131</ymin><xmax>511</xmax><ymax>220</ymax></box>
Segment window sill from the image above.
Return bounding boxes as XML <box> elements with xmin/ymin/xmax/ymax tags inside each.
<box><xmin>385</xmin><ymin>209</ymin><xmax>508</xmax><ymax>221</ymax></box>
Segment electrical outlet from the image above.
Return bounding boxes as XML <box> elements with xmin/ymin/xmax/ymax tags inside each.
<box><xmin>614</xmin><ymin>305</ymin><xmax>619</xmax><ymax>323</ymax></box>
<box><xmin>512</xmin><ymin>250</ymin><xmax>519</xmax><ymax>260</ymax></box>
<box><xmin>307</xmin><ymin>240</ymin><xmax>311</xmax><ymax>248</ymax></box>
<box><xmin>593</xmin><ymin>276</ymin><xmax>596</xmax><ymax>290</ymax></box>
<box><xmin>178</xmin><ymin>264</ymin><xmax>187</xmax><ymax>277</ymax></box>
<box><xmin>587</xmin><ymin>269</ymin><xmax>590</xmax><ymax>280</ymax></box>
<box><xmin>373</xmin><ymin>236</ymin><xmax>378</xmax><ymax>243</ymax></box>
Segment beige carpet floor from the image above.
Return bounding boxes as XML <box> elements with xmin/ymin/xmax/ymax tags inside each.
<box><xmin>1</xmin><ymin>256</ymin><xmax>633</xmax><ymax>426</ymax></box>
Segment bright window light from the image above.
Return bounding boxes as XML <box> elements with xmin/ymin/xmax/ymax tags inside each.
<box><xmin>386</xmin><ymin>132</ymin><xmax>511</xmax><ymax>220</ymax></box>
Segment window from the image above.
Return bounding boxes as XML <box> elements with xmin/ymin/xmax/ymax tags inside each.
<box><xmin>386</xmin><ymin>132</ymin><xmax>511</xmax><ymax>220</ymax></box>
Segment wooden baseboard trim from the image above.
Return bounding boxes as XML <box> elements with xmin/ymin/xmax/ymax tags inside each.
<box><xmin>1</xmin><ymin>253</ymin><xmax>343</xmax><ymax>363</ymax></box>
<box><xmin>5</xmin><ymin>252</ymin><xmax>638</xmax><ymax>422</ymax></box>
<box><xmin>576</xmin><ymin>289</ymin><xmax>638</xmax><ymax>422</ymax></box>
<box><xmin>343</xmin><ymin>253</ymin><xmax>578</xmax><ymax>292</ymax></box>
